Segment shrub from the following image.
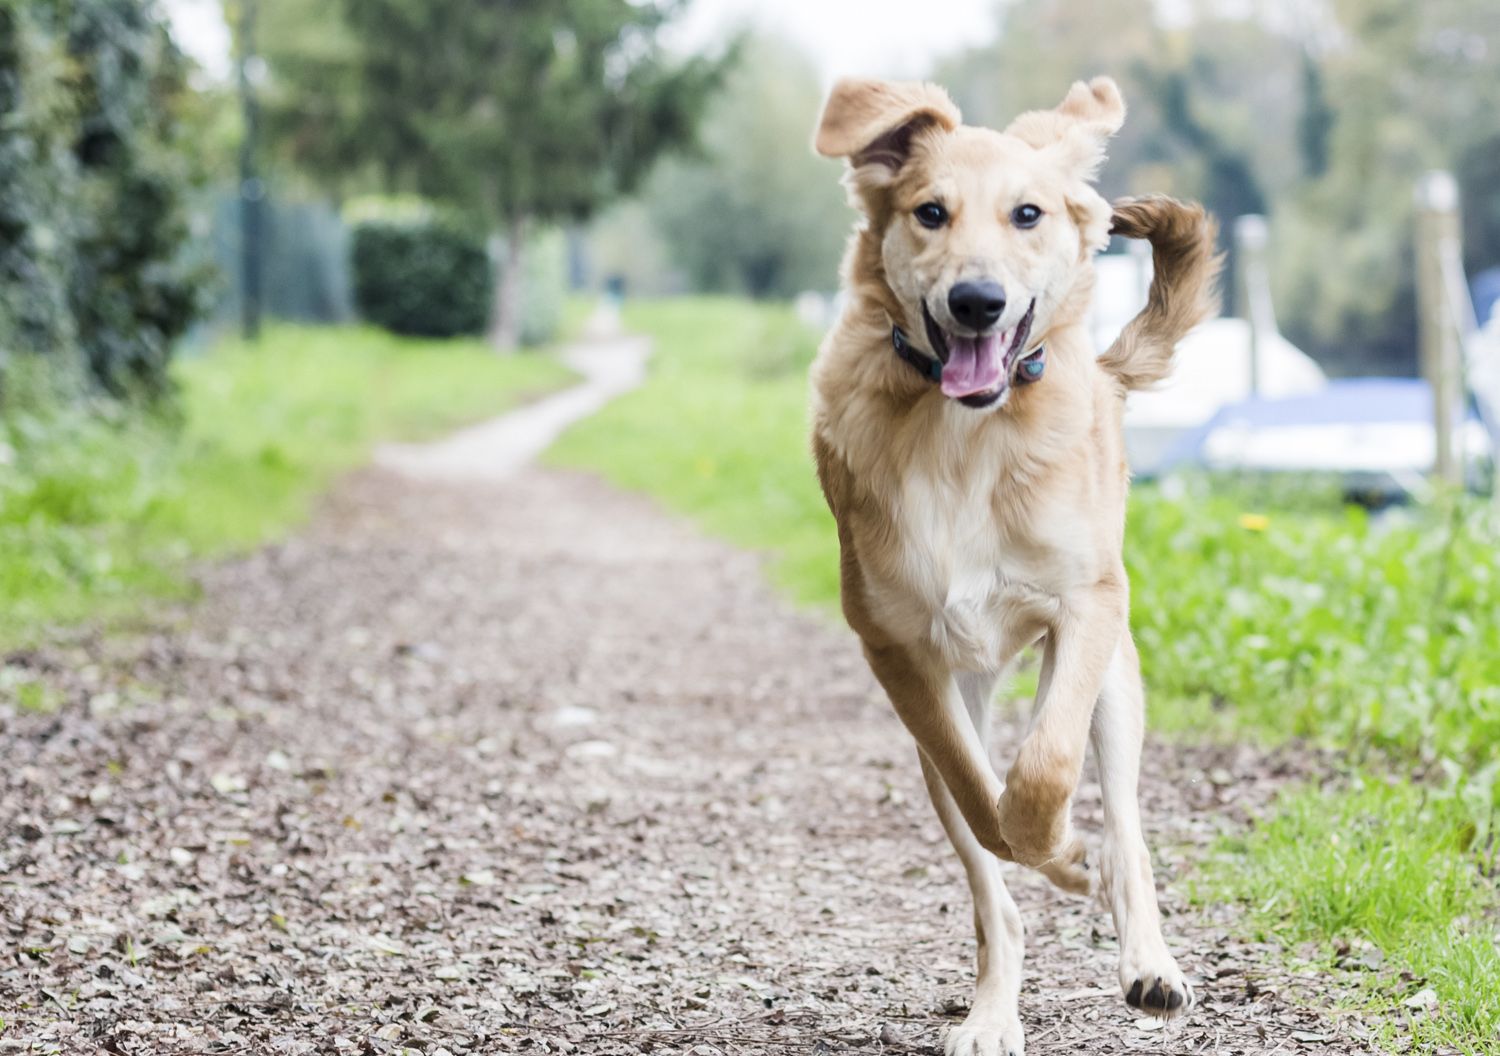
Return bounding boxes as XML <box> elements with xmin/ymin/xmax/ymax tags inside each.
<box><xmin>351</xmin><ymin>221</ymin><xmax>492</xmax><ymax>338</ymax></box>
<box><xmin>0</xmin><ymin>0</ymin><xmax>209</xmax><ymax>398</ymax></box>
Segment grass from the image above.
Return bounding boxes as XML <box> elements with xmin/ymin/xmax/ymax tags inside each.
<box><xmin>552</xmin><ymin>296</ymin><xmax>1500</xmax><ymax>1053</ymax></box>
<box><xmin>549</xmin><ymin>296</ymin><xmax>840</xmax><ymax>607</ymax></box>
<box><xmin>1127</xmin><ymin>485</ymin><xmax>1500</xmax><ymax>773</ymax></box>
<box><xmin>1203</xmin><ymin>778</ymin><xmax>1499</xmax><ymax>1053</ymax></box>
<box><xmin>0</xmin><ymin>324</ymin><xmax>574</xmax><ymax>647</ymax></box>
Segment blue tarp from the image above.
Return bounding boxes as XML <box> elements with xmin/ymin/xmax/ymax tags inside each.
<box><xmin>1159</xmin><ymin>377</ymin><xmax>1439</xmax><ymax>471</ymax></box>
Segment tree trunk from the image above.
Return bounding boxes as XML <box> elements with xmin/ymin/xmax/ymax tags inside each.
<box><xmin>489</xmin><ymin>214</ymin><xmax>526</xmax><ymax>352</ymax></box>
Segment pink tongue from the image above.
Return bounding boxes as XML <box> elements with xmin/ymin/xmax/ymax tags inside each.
<box><xmin>941</xmin><ymin>333</ymin><xmax>1004</xmax><ymax>398</ymax></box>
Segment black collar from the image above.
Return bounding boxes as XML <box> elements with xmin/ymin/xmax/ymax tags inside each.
<box><xmin>891</xmin><ymin>324</ymin><xmax>944</xmax><ymax>382</ymax></box>
<box><xmin>891</xmin><ymin>326</ymin><xmax>1047</xmax><ymax>387</ymax></box>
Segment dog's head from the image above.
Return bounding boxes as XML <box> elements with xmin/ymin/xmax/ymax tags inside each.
<box><xmin>815</xmin><ymin>77</ymin><xmax>1124</xmax><ymax>410</ymax></box>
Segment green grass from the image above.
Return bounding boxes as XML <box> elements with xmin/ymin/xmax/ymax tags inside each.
<box><xmin>549</xmin><ymin>297</ymin><xmax>840</xmax><ymax>607</ymax></box>
<box><xmin>0</xmin><ymin>324</ymin><xmax>574</xmax><ymax>645</ymax></box>
<box><xmin>551</xmin><ymin>296</ymin><xmax>1500</xmax><ymax>1053</ymax></box>
<box><xmin>1127</xmin><ymin>486</ymin><xmax>1500</xmax><ymax>775</ymax></box>
<box><xmin>1201</xmin><ymin>778</ymin><xmax>1499</xmax><ymax>1053</ymax></box>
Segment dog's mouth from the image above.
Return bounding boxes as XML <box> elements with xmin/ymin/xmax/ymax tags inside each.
<box><xmin>922</xmin><ymin>300</ymin><xmax>1037</xmax><ymax>409</ymax></box>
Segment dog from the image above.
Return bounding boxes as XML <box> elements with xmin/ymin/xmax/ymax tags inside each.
<box><xmin>809</xmin><ymin>76</ymin><xmax>1220</xmax><ymax>1055</ymax></box>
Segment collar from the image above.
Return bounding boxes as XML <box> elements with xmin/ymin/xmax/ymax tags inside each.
<box><xmin>891</xmin><ymin>325</ymin><xmax>1047</xmax><ymax>387</ymax></box>
<box><xmin>891</xmin><ymin>324</ymin><xmax>944</xmax><ymax>382</ymax></box>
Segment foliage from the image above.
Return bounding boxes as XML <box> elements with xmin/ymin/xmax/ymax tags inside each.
<box><xmin>1128</xmin><ymin>484</ymin><xmax>1500</xmax><ymax>787</ymax></box>
<box><xmin>352</xmin><ymin>221</ymin><xmax>492</xmax><ymax>338</ymax></box>
<box><xmin>0</xmin><ymin>326</ymin><xmax>574</xmax><ymax>645</ymax></box>
<box><xmin>0</xmin><ymin>0</ymin><xmax>210</xmax><ymax>396</ymax></box>
<box><xmin>257</xmin><ymin>0</ymin><xmax>730</xmax><ymax>343</ymax></box>
<box><xmin>1458</xmin><ymin>132</ymin><xmax>1500</xmax><ymax>281</ymax></box>
<box><xmin>0</xmin><ymin>4</ymin><xmax>78</xmax><ymax>373</ymax></box>
<box><xmin>637</xmin><ymin>35</ymin><xmax>849</xmax><ymax>297</ymax></box>
<box><xmin>1199</xmin><ymin>777</ymin><xmax>1499</xmax><ymax>1054</ymax></box>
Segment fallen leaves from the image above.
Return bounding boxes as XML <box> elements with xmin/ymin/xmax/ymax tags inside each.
<box><xmin>0</xmin><ymin>469</ymin><xmax>1373</xmax><ymax>1054</ymax></box>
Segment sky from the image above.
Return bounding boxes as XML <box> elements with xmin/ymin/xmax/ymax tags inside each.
<box><xmin>160</xmin><ymin>0</ymin><xmax>1001</xmax><ymax>84</ymax></box>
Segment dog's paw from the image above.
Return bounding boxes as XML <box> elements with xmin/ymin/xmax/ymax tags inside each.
<box><xmin>1036</xmin><ymin>835</ymin><xmax>1093</xmax><ymax>896</ymax></box>
<box><xmin>1120</xmin><ymin>948</ymin><xmax>1195</xmax><ymax>1020</ymax></box>
<box><xmin>995</xmin><ymin>784</ymin><xmax>1076</xmax><ymax>870</ymax></box>
<box><xmin>944</xmin><ymin>1011</ymin><xmax>1024</xmax><ymax>1056</ymax></box>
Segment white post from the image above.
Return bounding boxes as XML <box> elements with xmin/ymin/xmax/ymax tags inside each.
<box><xmin>1234</xmin><ymin>214</ymin><xmax>1273</xmax><ymax>399</ymax></box>
<box><xmin>1415</xmin><ymin>171</ymin><xmax>1465</xmax><ymax>487</ymax></box>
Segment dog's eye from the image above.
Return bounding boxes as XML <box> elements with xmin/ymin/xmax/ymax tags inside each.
<box><xmin>915</xmin><ymin>202</ymin><xmax>948</xmax><ymax>229</ymax></box>
<box><xmin>1012</xmin><ymin>204</ymin><xmax>1043</xmax><ymax>229</ymax></box>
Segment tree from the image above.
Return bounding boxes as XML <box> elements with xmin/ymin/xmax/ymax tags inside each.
<box><xmin>1296</xmin><ymin>50</ymin><xmax>1334</xmax><ymax>179</ymax></box>
<box><xmin>259</xmin><ymin>0</ymin><xmax>727</xmax><ymax>349</ymax></box>
<box><xmin>1458</xmin><ymin>133</ymin><xmax>1500</xmax><ymax>279</ymax></box>
<box><xmin>638</xmin><ymin>35</ymin><xmax>847</xmax><ymax>298</ymax></box>
<box><xmin>935</xmin><ymin>0</ymin><xmax>1167</xmax><ymax>202</ymax></box>
<box><xmin>1270</xmin><ymin>0</ymin><xmax>1500</xmax><ymax>373</ymax></box>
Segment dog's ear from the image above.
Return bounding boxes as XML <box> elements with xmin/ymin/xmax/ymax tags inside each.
<box><xmin>814</xmin><ymin>78</ymin><xmax>961</xmax><ymax>174</ymax></box>
<box><xmin>1005</xmin><ymin>76</ymin><xmax>1125</xmax><ymax>180</ymax></box>
<box><xmin>1006</xmin><ymin>77</ymin><xmax>1125</xmax><ymax>253</ymax></box>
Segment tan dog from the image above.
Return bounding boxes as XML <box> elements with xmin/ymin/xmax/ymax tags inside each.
<box><xmin>810</xmin><ymin>76</ymin><xmax>1219</xmax><ymax>1055</ymax></box>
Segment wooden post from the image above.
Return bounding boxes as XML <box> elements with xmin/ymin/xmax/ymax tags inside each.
<box><xmin>1415</xmin><ymin>171</ymin><xmax>1464</xmax><ymax>487</ymax></box>
<box><xmin>1234</xmin><ymin>214</ymin><xmax>1272</xmax><ymax>398</ymax></box>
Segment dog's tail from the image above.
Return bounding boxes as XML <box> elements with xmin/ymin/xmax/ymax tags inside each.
<box><xmin>1098</xmin><ymin>196</ymin><xmax>1223</xmax><ymax>392</ymax></box>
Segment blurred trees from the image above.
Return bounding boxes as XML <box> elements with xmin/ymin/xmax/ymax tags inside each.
<box><xmin>0</xmin><ymin>0</ymin><xmax>209</xmax><ymax>398</ymax></box>
<box><xmin>257</xmin><ymin>0</ymin><xmax>727</xmax><ymax>349</ymax></box>
<box><xmin>619</xmin><ymin>0</ymin><xmax>1497</xmax><ymax>372</ymax></box>
<box><xmin>934</xmin><ymin>0</ymin><xmax>1500</xmax><ymax>374</ymax></box>
<box><xmin>1272</xmin><ymin>0</ymin><xmax>1500</xmax><ymax>372</ymax></box>
<box><xmin>635</xmin><ymin>35</ymin><xmax>848</xmax><ymax>299</ymax></box>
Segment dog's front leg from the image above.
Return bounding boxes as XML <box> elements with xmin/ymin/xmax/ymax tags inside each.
<box><xmin>864</xmin><ymin>650</ymin><xmax>1025</xmax><ymax>1055</ymax></box>
<box><xmin>861</xmin><ymin>641</ymin><xmax>1014</xmax><ymax>859</ymax></box>
<box><xmin>919</xmin><ymin>748</ymin><xmax>1027</xmax><ymax>1056</ymax></box>
<box><xmin>997</xmin><ymin>579</ymin><xmax>1126</xmax><ymax>867</ymax></box>
<box><xmin>1092</xmin><ymin>635</ymin><xmax>1194</xmax><ymax>1019</ymax></box>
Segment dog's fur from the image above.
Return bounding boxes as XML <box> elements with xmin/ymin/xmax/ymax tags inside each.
<box><xmin>810</xmin><ymin>76</ymin><xmax>1220</xmax><ymax>1055</ymax></box>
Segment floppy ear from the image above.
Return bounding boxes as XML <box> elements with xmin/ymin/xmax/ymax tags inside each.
<box><xmin>814</xmin><ymin>78</ymin><xmax>961</xmax><ymax>172</ymax></box>
<box><xmin>1006</xmin><ymin>76</ymin><xmax>1126</xmax><ymax>252</ymax></box>
<box><xmin>1005</xmin><ymin>76</ymin><xmax>1125</xmax><ymax>180</ymax></box>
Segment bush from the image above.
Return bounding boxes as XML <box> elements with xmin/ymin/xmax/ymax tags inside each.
<box><xmin>351</xmin><ymin>221</ymin><xmax>491</xmax><ymax>338</ymax></box>
<box><xmin>0</xmin><ymin>324</ymin><xmax>575</xmax><ymax>645</ymax></box>
<box><xmin>0</xmin><ymin>0</ymin><xmax>209</xmax><ymax>398</ymax></box>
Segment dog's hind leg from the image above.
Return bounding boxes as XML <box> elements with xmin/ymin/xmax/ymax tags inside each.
<box><xmin>920</xmin><ymin>673</ymin><xmax>1026</xmax><ymax>1056</ymax></box>
<box><xmin>1090</xmin><ymin>635</ymin><xmax>1194</xmax><ymax>1019</ymax></box>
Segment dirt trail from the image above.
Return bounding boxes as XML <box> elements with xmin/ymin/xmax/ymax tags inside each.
<box><xmin>2</xmin><ymin>384</ymin><xmax>1369</xmax><ymax>1055</ymax></box>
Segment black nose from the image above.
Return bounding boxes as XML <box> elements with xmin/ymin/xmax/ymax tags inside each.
<box><xmin>948</xmin><ymin>280</ymin><xmax>1006</xmax><ymax>330</ymax></box>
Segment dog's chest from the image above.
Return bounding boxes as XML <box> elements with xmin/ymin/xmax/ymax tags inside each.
<box><xmin>879</xmin><ymin>463</ymin><xmax>1061</xmax><ymax>671</ymax></box>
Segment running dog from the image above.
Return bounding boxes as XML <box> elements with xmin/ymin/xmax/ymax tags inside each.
<box><xmin>810</xmin><ymin>76</ymin><xmax>1220</xmax><ymax>1055</ymax></box>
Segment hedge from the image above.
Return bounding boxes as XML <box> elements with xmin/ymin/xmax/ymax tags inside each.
<box><xmin>351</xmin><ymin>221</ymin><xmax>492</xmax><ymax>338</ymax></box>
<box><xmin>0</xmin><ymin>0</ymin><xmax>208</xmax><ymax>399</ymax></box>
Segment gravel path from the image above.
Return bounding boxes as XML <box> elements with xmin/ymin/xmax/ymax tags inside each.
<box><xmin>2</xmin><ymin>406</ymin><xmax>1373</xmax><ymax>1054</ymax></box>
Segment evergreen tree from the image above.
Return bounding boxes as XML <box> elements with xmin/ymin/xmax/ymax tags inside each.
<box><xmin>260</xmin><ymin>0</ymin><xmax>728</xmax><ymax>349</ymax></box>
